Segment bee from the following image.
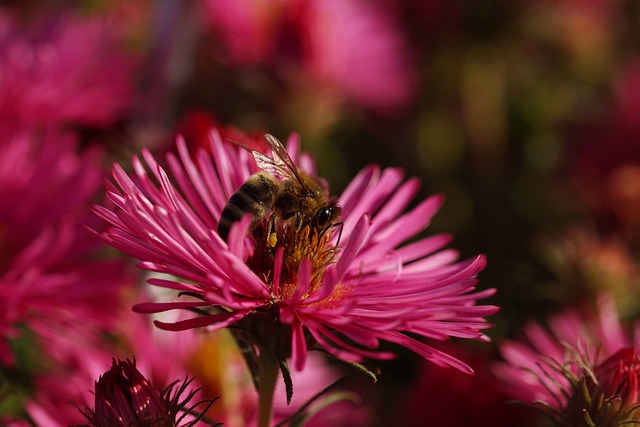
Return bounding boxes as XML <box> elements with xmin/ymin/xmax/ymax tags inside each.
<box><xmin>217</xmin><ymin>134</ymin><xmax>341</xmax><ymax>245</ymax></box>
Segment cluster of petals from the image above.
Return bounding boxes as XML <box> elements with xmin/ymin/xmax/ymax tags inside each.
<box><xmin>0</xmin><ymin>126</ymin><xmax>126</xmax><ymax>365</ymax></box>
<box><xmin>0</xmin><ymin>9</ymin><xmax>136</xmax><ymax>127</ymax></box>
<box><xmin>16</xmin><ymin>297</ymin><xmax>211</xmax><ymax>426</ymax></box>
<box><xmin>19</xmin><ymin>333</ymin><xmax>116</xmax><ymax>426</ymax></box>
<box><xmin>95</xmin><ymin>129</ymin><xmax>497</xmax><ymax>373</ymax></box>
<box><xmin>494</xmin><ymin>295</ymin><xmax>635</xmax><ymax>409</ymax></box>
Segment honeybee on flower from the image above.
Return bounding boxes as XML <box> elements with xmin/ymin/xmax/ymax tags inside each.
<box><xmin>94</xmin><ymin>128</ymin><xmax>496</xmax><ymax>377</ymax></box>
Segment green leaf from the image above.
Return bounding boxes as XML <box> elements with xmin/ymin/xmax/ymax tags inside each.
<box><xmin>277</xmin><ymin>357</ymin><xmax>294</xmax><ymax>405</ymax></box>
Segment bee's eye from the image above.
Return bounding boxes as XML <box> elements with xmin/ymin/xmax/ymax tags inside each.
<box><xmin>308</xmin><ymin>191</ymin><xmax>316</xmax><ymax>199</ymax></box>
<box><xmin>315</xmin><ymin>207</ymin><xmax>332</xmax><ymax>227</ymax></box>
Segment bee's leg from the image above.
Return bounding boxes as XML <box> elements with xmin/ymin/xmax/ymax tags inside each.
<box><xmin>292</xmin><ymin>213</ymin><xmax>303</xmax><ymax>247</ymax></box>
<box><xmin>268</xmin><ymin>215</ymin><xmax>277</xmax><ymax>248</ymax></box>
<box><xmin>293</xmin><ymin>213</ymin><xmax>303</xmax><ymax>231</ymax></box>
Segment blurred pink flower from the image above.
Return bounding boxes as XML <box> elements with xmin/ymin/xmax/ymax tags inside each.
<box><xmin>20</xmin><ymin>333</ymin><xmax>116</xmax><ymax>426</ymax></box>
<box><xmin>494</xmin><ymin>295</ymin><xmax>640</xmax><ymax>422</ymax></box>
<box><xmin>95</xmin><ymin>129</ymin><xmax>496</xmax><ymax>373</ymax></box>
<box><xmin>202</xmin><ymin>0</ymin><xmax>415</xmax><ymax>111</ymax></box>
<box><xmin>293</xmin><ymin>0</ymin><xmax>415</xmax><ymax>111</ymax></box>
<box><xmin>0</xmin><ymin>126</ymin><xmax>126</xmax><ymax>365</ymax></box>
<box><xmin>120</xmin><ymin>297</ymin><xmax>208</xmax><ymax>391</ymax></box>
<box><xmin>175</xmin><ymin>109</ymin><xmax>267</xmax><ymax>156</ymax></box>
<box><xmin>17</xmin><ymin>295</ymin><xmax>219</xmax><ymax>426</ymax></box>
<box><xmin>202</xmin><ymin>0</ymin><xmax>285</xmax><ymax>66</ymax></box>
<box><xmin>0</xmin><ymin>9</ymin><xmax>136</xmax><ymax>127</ymax></box>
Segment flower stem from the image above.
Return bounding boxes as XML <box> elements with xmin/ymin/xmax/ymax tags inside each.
<box><xmin>257</xmin><ymin>352</ymin><xmax>279</xmax><ymax>427</ymax></box>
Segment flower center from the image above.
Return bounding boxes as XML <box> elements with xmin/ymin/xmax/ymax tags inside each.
<box><xmin>245</xmin><ymin>216</ymin><xmax>340</xmax><ymax>302</ymax></box>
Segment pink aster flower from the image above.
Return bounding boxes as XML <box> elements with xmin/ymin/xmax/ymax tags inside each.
<box><xmin>494</xmin><ymin>295</ymin><xmax>640</xmax><ymax>424</ymax></box>
<box><xmin>0</xmin><ymin>126</ymin><xmax>127</xmax><ymax>365</ymax></box>
<box><xmin>0</xmin><ymin>9</ymin><xmax>136</xmax><ymax>127</ymax></box>
<box><xmin>94</xmin><ymin>128</ymin><xmax>496</xmax><ymax>375</ymax></box>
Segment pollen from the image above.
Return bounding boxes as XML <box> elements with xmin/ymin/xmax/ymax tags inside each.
<box><xmin>246</xmin><ymin>215</ymin><xmax>341</xmax><ymax>303</ymax></box>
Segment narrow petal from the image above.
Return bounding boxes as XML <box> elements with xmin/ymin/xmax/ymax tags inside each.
<box><xmin>154</xmin><ymin>310</ymin><xmax>249</xmax><ymax>331</ymax></box>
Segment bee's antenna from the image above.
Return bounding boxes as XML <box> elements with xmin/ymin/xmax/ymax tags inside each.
<box><xmin>224</xmin><ymin>137</ymin><xmax>254</xmax><ymax>153</ymax></box>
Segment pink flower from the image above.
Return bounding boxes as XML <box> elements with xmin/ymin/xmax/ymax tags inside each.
<box><xmin>202</xmin><ymin>0</ymin><xmax>415</xmax><ymax>111</ymax></box>
<box><xmin>19</xmin><ymin>297</ymin><xmax>218</xmax><ymax>426</ymax></box>
<box><xmin>202</xmin><ymin>0</ymin><xmax>286</xmax><ymax>66</ymax></box>
<box><xmin>594</xmin><ymin>348</ymin><xmax>640</xmax><ymax>409</ymax></box>
<box><xmin>292</xmin><ymin>0</ymin><xmax>416</xmax><ymax>111</ymax></box>
<box><xmin>0</xmin><ymin>126</ymin><xmax>126</xmax><ymax>364</ymax></box>
<box><xmin>494</xmin><ymin>295</ymin><xmax>640</xmax><ymax>423</ymax></box>
<box><xmin>0</xmin><ymin>9</ymin><xmax>136</xmax><ymax>127</ymax></box>
<box><xmin>120</xmin><ymin>297</ymin><xmax>208</xmax><ymax>392</ymax></box>
<box><xmin>94</xmin><ymin>129</ymin><xmax>497</xmax><ymax>373</ymax></box>
<box><xmin>20</xmin><ymin>333</ymin><xmax>116</xmax><ymax>426</ymax></box>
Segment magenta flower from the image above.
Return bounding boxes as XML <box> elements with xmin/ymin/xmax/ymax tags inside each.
<box><xmin>202</xmin><ymin>0</ymin><xmax>285</xmax><ymax>66</ymax></box>
<box><xmin>0</xmin><ymin>9</ymin><xmax>136</xmax><ymax>127</ymax></box>
<box><xmin>94</xmin><ymin>129</ymin><xmax>496</xmax><ymax>374</ymax></box>
<box><xmin>0</xmin><ymin>126</ymin><xmax>126</xmax><ymax>364</ymax></box>
<box><xmin>293</xmin><ymin>0</ymin><xmax>416</xmax><ymax>111</ymax></box>
<box><xmin>494</xmin><ymin>295</ymin><xmax>640</xmax><ymax>424</ymax></box>
<box><xmin>592</xmin><ymin>348</ymin><xmax>640</xmax><ymax>419</ymax></box>
<box><xmin>202</xmin><ymin>0</ymin><xmax>415</xmax><ymax>111</ymax></box>
<box><xmin>19</xmin><ymin>332</ymin><xmax>116</xmax><ymax>426</ymax></box>
<box><xmin>21</xmin><ymin>300</ymin><xmax>217</xmax><ymax>426</ymax></box>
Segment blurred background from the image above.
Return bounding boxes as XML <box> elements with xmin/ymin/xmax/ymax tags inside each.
<box><xmin>2</xmin><ymin>0</ymin><xmax>640</xmax><ymax>425</ymax></box>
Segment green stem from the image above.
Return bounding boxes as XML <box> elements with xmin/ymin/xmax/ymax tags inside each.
<box><xmin>257</xmin><ymin>352</ymin><xmax>279</xmax><ymax>427</ymax></box>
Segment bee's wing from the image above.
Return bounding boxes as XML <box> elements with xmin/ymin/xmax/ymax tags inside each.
<box><xmin>254</xmin><ymin>134</ymin><xmax>308</xmax><ymax>189</ymax></box>
<box><xmin>264</xmin><ymin>134</ymin><xmax>299</xmax><ymax>175</ymax></box>
<box><xmin>252</xmin><ymin>150</ymin><xmax>294</xmax><ymax>181</ymax></box>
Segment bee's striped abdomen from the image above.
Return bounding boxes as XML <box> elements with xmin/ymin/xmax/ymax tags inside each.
<box><xmin>217</xmin><ymin>172</ymin><xmax>278</xmax><ymax>241</ymax></box>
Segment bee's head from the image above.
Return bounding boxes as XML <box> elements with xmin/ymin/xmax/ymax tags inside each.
<box><xmin>313</xmin><ymin>200</ymin><xmax>341</xmax><ymax>230</ymax></box>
